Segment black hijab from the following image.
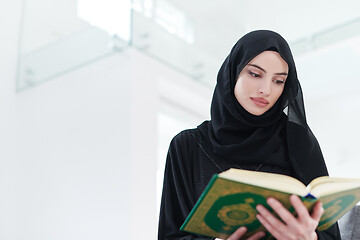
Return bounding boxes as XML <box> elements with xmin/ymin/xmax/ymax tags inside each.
<box><xmin>198</xmin><ymin>30</ymin><xmax>328</xmax><ymax>185</ymax></box>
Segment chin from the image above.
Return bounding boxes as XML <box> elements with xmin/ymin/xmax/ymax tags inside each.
<box><xmin>248</xmin><ymin>108</ymin><xmax>268</xmax><ymax>116</ymax></box>
<box><xmin>252</xmin><ymin>111</ymin><xmax>265</xmax><ymax>116</ymax></box>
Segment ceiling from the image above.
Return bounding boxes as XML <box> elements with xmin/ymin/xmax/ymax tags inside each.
<box><xmin>19</xmin><ymin>0</ymin><xmax>360</xmax><ymax>96</ymax></box>
<box><xmin>22</xmin><ymin>0</ymin><xmax>360</xmax><ymax>58</ymax></box>
<box><xmin>167</xmin><ymin>0</ymin><xmax>360</xmax><ymax>60</ymax></box>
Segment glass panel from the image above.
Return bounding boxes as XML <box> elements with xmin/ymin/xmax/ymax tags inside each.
<box><xmin>18</xmin><ymin>0</ymin><xmax>360</xmax><ymax>91</ymax></box>
<box><xmin>130</xmin><ymin>0</ymin><xmax>360</xmax><ymax>89</ymax></box>
<box><xmin>291</xmin><ymin>18</ymin><xmax>360</xmax><ymax>56</ymax></box>
<box><xmin>132</xmin><ymin>8</ymin><xmax>220</xmax><ymax>88</ymax></box>
<box><xmin>17</xmin><ymin>0</ymin><xmax>131</xmax><ymax>91</ymax></box>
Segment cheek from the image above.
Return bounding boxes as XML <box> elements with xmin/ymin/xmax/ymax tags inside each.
<box><xmin>273</xmin><ymin>87</ymin><xmax>285</xmax><ymax>102</ymax></box>
<box><xmin>234</xmin><ymin>76</ymin><xmax>258</xmax><ymax>103</ymax></box>
<box><xmin>237</xmin><ymin>78</ymin><xmax>254</xmax><ymax>94</ymax></box>
<box><xmin>234</xmin><ymin>79</ymin><xmax>247</xmax><ymax>104</ymax></box>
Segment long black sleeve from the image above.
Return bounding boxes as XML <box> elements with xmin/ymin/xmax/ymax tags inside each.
<box><xmin>317</xmin><ymin>223</ymin><xmax>341</xmax><ymax>240</ymax></box>
<box><xmin>158</xmin><ymin>134</ymin><xmax>213</xmax><ymax>240</ymax></box>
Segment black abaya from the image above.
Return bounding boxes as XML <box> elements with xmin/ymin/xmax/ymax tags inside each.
<box><xmin>158</xmin><ymin>30</ymin><xmax>341</xmax><ymax>239</ymax></box>
<box><xmin>158</xmin><ymin>128</ymin><xmax>340</xmax><ymax>239</ymax></box>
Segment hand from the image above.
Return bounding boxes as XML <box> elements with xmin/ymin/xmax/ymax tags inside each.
<box><xmin>215</xmin><ymin>227</ymin><xmax>265</xmax><ymax>240</ymax></box>
<box><xmin>256</xmin><ymin>195</ymin><xmax>324</xmax><ymax>240</ymax></box>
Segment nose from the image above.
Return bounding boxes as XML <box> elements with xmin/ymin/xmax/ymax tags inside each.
<box><xmin>258</xmin><ymin>79</ymin><xmax>271</xmax><ymax>96</ymax></box>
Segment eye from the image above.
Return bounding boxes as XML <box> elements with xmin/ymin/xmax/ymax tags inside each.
<box><xmin>273</xmin><ymin>79</ymin><xmax>285</xmax><ymax>84</ymax></box>
<box><xmin>249</xmin><ymin>71</ymin><xmax>260</xmax><ymax>77</ymax></box>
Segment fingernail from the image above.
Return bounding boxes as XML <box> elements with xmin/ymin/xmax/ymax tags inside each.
<box><xmin>239</xmin><ymin>226</ymin><xmax>247</xmax><ymax>232</ymax></box>
<box><xmin>290</xmin><ymin>195</ymin><xmax>298</xmax><ymax>200</ymax></box>
<box><xmin>256</xmin><ymin>205</ymin><xmax>262</xmax><ymax>212</ymax></box>
<box><xmin>267</xmin><ymin>198</ymin><xmax>275</xmax><ymax>204</ymax></box>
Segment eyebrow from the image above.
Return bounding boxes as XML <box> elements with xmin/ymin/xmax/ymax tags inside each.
<box><xmin>247</xmin><ymin>64</ymin><xmax>288</xmax><ymax>76</ymax></box>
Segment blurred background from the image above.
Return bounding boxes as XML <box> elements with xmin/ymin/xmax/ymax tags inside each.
<box><xmin>1</xmin><ymin>0</ymin><xmax>360</xmax><ymax>239</ymax></box>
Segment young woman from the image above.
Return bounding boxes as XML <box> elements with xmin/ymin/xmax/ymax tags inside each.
<box><xmin>158</xmin><ymin>30</ymin><xmax>341</xmax><ymax>240</ymax></box>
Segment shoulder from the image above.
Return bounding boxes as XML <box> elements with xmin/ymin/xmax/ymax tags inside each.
<box><xmin>288</xmin><ymin>121</ymin><xmax>319</xmax><ymax>145</ymax></box>
<box><xmin>169</xmin><ymin>128</ymin><xmax>199</xmax><ymax>151</ymax></box>
<box><xmin>167</xmin><ymin>127</ymin><xmax>208</xmax><ymax>166</ymax></box>
<box><xmin>165</xmin><ymin>128</ymin><xmax>201</xmax><ymax>177</ymax></box>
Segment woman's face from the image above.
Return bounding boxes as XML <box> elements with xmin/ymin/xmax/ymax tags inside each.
<box><xmin>234</xmin><ymin>51</ymin><xmax>288</xmax><ymax>116</ymax></box>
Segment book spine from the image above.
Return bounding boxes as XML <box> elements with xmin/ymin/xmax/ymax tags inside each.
<box><xmin>180</xmin><ymin>174</ymin><xmax>219</xmax><ymax>231</ymax></box>
<box><xmin>304</xmin><ymin>193</ymin><xmax>317</xmax><ymax>199</ymax></box>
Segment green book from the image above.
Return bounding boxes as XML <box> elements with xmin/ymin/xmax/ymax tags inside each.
<box><xmin>180</xmin><ymin>168</ymin><xmax>360</xmax><ymax>239</ymax></box>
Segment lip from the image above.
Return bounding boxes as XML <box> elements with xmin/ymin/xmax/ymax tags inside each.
<box><xmin>250</xmin><ymin>97</ymin><xmax>269</xmax><ymax>107</ymax></box>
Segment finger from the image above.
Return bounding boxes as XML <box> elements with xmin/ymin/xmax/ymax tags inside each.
<box><xmin>311</xmin><ymin>201</ymin><xmax>324</xmax><ymax>222</ymax></box>
<box><xmin>246</xmin><ymin>231</ymin><xmax>265</xmax><ymax>240</ymax></box>
<box><xmin>256</xmin><ymin>204</ymin><xmax>286</xmax><ymax>233</ymax></box>
<box><xmin>266</xmin><ymin>197</ymin><xmax>297</xmax><ymax>226</ymax></box>
<box><xmin>227</xmin><ymin>226</ymin><xmax>247</xmax><ymax>240</ymax></box>
<box><xmin>256</xmin><ymin>214</ymin><xmax>282</xmax><ymax>240</ymax></box>
<box><xmin>290</xmin><ymin>195</ymin><xmax>311</xmax><ymax>220</ymax></box>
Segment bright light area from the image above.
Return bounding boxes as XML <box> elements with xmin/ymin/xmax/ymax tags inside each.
<box><xmin>132</xmin><ymin>0</ymin><xmax>194</xmax><ymax>44</ymax></box>
<box><xmin>156</xmin><ymin>111</ymin><xmax>197</xmax><ymax>215</ymax></box>
<box><xmin>77</xmin><ymin>0</ymin><xmax>131</xmax><ymax>41</ymax></box>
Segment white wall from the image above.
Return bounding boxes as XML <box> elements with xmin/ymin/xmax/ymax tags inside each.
<box><xmin>0</xmin><ymin>1</ymin><xmax>155</xmax><ymax>238</ymax></box>
<box><xmin>0</xmin><ymin>2</ymin><xmax>211</xmax><ymax>238</ymax></box>
<box><xmin>0</xmin><ymin>0</ymin><xmax>23</xmax><ymax>238</ymax></box>
<box><xmin>1</xmin><ymin>34</ymin><xmax>136</xmax><ymax>240</ymax></box>
<box><xmin>295</xmin><ymin>37</ymin><xmax>360</xmax><ymax>178</ymax></box>
<box><xmin>14</xmin><ymin>53</ymin><xmax>136</xmax><ymax>239</ymax></box>
<box><xmin>305</xmin><ymin>95</ymin><xmax>360</xmax><ymax>178</ymax></box>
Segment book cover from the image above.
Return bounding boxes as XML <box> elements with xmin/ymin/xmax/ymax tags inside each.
<box><xmin>180</xmin><ymin>172</ymin><xmax>360</xmax><ymax>239</ymax></box>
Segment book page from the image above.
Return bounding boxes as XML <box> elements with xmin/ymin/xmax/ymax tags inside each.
<box><xmin>219</xmin><ymin>168</ymin><xmax>308</xmax><ymax>196</ymax></box>
<box><xmin>308</xmin><ymin>176</ymin><xmax>360</xmax><ymax>197</ymax></box>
